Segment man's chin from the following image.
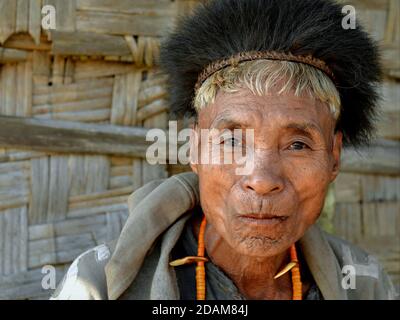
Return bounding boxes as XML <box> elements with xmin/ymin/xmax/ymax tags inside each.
<box><xmin>231</xmin><ymin>234</ymin><xmax>289</xmax><ymax>258</ymax></box>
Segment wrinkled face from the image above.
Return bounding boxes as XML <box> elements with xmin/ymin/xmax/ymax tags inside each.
<box><xmin>190</xmin><ymin>88</ymin><xmax>342</xmax><ymax>258</ymax></box>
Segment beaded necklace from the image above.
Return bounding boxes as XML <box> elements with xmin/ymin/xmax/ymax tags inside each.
<box><xmin>170</xmin><ymin>216</ymin><xmax>303</xmax><ymax>300</ymax></box>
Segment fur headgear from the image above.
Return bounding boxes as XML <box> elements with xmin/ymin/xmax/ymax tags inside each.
<box><xmin>160</xmin><ymin>0</ymin><xmax>381</xmax><ymax>146</ymax></box>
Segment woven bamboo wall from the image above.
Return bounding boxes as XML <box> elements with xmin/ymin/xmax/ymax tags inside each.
<box><xmin>0</xmin><ymin>0</ymin><xmax>398</xmax><ymax>299</ymax></box>
<box><xmin>333</xmin><ymin>0</ymin><xmax>400</xmax><ymax>292</ymax></box>
<box><xmin>0</xmin><ymin>0</ymin><xmax>201</xmax><ymax>299</ymax></box>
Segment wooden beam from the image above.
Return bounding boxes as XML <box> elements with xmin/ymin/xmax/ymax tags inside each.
<box><xmin>76</xmin><ymin>9</ymin><xmax>174</xmax><ymax>37</ymax></box>
<box><xmin>0</xmin><ymin>115</ymin><xmax>165</xmax><ymax>158</ymax></box>
<box><xmin>76</xmin><ymin>0</ymin><xmax>176</xmax><ymax>15</ymax></box>
<box><xmin>50</xmin><ymin>31</ymin><xmax>131</xmax><ymax>56</ymax></box>
<box><xmin>0</xmin><ymin>47</ymin><xmax>28</xmax><ymax>63</ymax></box>
<box><xmin>341</xmin><ymin>139</ymin><xmax>400</xmax><ymax>175</ymax></box>
<box><xmin>3</xmin><ymin>34</ymin><xmax>51</xmax><ymax>51</ymax></box>
<box><xmin>0</xmin><ymin>116</ymin><xmax>397</xmax><ymax>174</ymax></box>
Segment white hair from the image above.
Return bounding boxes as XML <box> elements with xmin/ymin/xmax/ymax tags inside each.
<box><xmin>193</xmin><ymin>60</ymin><xmax>341</xmax><ymax>120</ymax></box>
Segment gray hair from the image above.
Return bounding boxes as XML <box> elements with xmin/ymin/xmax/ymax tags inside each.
<box><xmin>193</xmin><ymin>60</ymin><xmax>341</xmax><ymax>120</ymax></box>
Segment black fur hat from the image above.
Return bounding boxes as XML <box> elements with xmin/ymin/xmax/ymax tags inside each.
<box><xmin>159</xmin><ymin>0</ymin><xmax>381</xmax><ymax>147</ymax></box>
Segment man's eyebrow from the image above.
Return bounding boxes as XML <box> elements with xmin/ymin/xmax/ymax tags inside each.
<box><xmin>210</xmin><ymin>113</ymin><xmax>250</xmax><ymax>129</ymax></box>
<box><xmin>285</xmin><ymin>122</ymin><xmax>322</xmax><ymax>137</ymax></box>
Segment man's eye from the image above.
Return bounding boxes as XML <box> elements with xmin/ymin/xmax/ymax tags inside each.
<box><xmin>288</xmin><ymin>141</ymin><xmax>308</xmax><ymax>150</ymax></box>
<box><xmin>222</xmin><ymin>137</ymin><xmax>241</xmax><ymax>147</ymax></box>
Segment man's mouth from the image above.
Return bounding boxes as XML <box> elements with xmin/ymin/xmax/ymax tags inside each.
<box><xmin>238</xmin><ymin>213</ymin><xmax>289</xmax><ymax>226</ymax></box>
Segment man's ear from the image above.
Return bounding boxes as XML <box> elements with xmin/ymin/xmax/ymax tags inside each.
<box><xmin>330</xmin><ymin>131</ymin><xmax>343</xmax><ymax>182</ymax></box>
<box><xmin>189</xmin><ymin>123</ymin><xmax>199</xmax><ymax>174</ymax></box>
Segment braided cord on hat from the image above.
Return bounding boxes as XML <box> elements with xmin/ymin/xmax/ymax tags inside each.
<box><xmin>195</xmin><ymin>50</ymin><xmax>335</xmax><ymax>91</ymax></box>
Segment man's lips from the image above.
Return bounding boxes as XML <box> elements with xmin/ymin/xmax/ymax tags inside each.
<box><xmin>238</xmin><ymin>213</ymin><xmax>289</xmax><ymax>226</ymax></box>
<box><xmin>240</xmin><ymin>213</ymin><xmax>288</xmax><ymax>219</ymax></box>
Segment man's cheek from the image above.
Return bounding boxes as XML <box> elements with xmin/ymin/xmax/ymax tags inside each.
<box><xmin>289</xmin><ymin>163</ymin><xmax>330</xmax><ymax>216</ymax></box>
<box><xmin>296</xmin><ymin>176</ymin><xmax>328</xmax><ymax>209</ymax></box>
<box><xmin>296</xmin><ymin>180</ymin><xmax>329</xmax><ymax>226</ymax></box>
<box><xmin>289</xmin><ymin>157</ymin><xmax>331</xmax><ymax>189</ymax></box>
<box><xmin>200</xmin><ymin>164</ymin><xmax>237</xmax><ymax>186</ymax></box>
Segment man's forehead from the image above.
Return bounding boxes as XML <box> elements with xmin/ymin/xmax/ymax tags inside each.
<box><xmin>199</xmin><ymin>90</ymin><xmax>330</xmax><ymax>129</ymax></box>
<box><xmin>209</xmin><ymin>111</ymin><xmax>323</xmax><ymax>134</ymax></box>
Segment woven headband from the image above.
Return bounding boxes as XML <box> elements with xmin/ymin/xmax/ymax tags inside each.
<box><xmin>194</xmin><ymin>50</ymin><xmax>335</xmax><ymax>91</ymax></box>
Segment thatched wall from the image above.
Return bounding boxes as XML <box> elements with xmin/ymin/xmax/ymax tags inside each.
<box><xmin>0</xmin><ymin>0</ymin><xmax>398</xmax><ymax>299</ymax></box>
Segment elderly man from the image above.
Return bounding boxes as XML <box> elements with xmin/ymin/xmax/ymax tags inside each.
<box><xmin>52</xmin><ymin>0</ymin><xmax>397</xmax><ymax>300</ymax></box>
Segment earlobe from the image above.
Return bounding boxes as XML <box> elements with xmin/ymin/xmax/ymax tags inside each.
<box><xmin>330</xmin><ymin>131</ymin><xmax>343</xmax><ymax>181</ymax></box>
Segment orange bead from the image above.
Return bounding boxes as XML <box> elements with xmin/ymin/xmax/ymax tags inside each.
<box><xmin>196</xmin><ymin>216</ymin><xmax>207</xmax><ymax>300</ymax></box>
<box><xmin>194</xmin><ymin>217</ymin><xmax>303</xmax><ymax>301</ymax></box>
<box><xmin>290</xmin><ymin>243</ymin><xmax>302</xmax><ymax>300</ymax></box>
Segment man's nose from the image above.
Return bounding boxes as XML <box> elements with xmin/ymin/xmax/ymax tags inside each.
<box><xmin>241</xmin><ymin>153</ymin><xmax>284</xmax><ymax>196</ymax></box>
